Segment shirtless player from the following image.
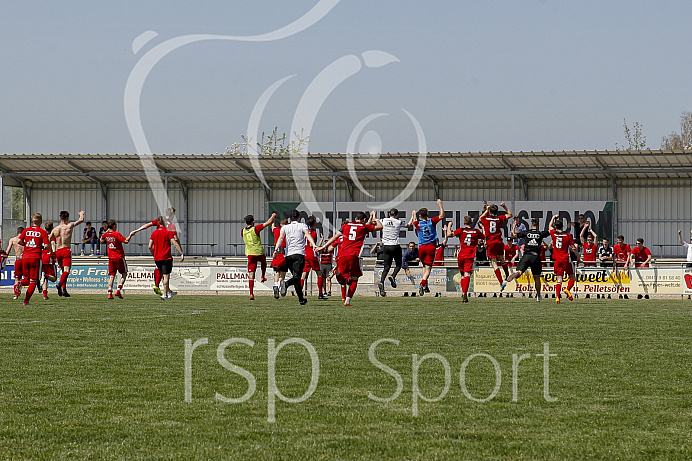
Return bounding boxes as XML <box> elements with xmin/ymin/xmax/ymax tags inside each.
<box><xmin>50</xmin><ymin>210</ymin><xmax>85</xmax><ymax>297</ymax></box>
<box><xmin>6</xmin><ymin>227</ymin><xmax>25</xmax><ymax>299</ymax></box>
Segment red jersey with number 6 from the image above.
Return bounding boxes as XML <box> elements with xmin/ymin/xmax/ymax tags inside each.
<box><xmin>339</xmin><ymin>223</ymin><xmax>376</xmax><ymax>257</ymax></box>
<box><xmin>550</xmin><ymin>229</ymin><xmax>574</xmax><ymax>262</ymax></box>
<box><xmin>454</xmin><ymin>228</ymin><xmax>483</xmax><ymax>259</ymax></box>
<box><xmin>479</xmin><ymin>215</ymin><xmax>507</xmax><ymax>245</ymax></box>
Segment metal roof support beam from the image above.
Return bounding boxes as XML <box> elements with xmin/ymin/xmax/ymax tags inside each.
<box><xmin>21</xmin><ymin>180</ymin><xmax>31</xmax><ymax>227</ymax></box>
<box><xmin>172</xmin><ymin>176</ymin><xmax>189</xmax><ymax>252</ymax></box>
<box><xmin>343</xmin><ymin>178</ymin><xmax>354</xmax><ymax>201</ymax></box>
<box><xmin>427</xmin><ymin>175</ymin><xmax>440</xmax><ymax>199</ymax></box>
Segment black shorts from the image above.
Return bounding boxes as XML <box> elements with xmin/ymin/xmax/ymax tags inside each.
<box><xmin>155</xmin><ymin>259</ymin><xmax>174</xmax><ymax>275</ymax></box>
<box><xmin>285</xmin><ymin>254</ymin><xmax>306</xmax><ymax>278</ymax></box>
<box><xmin>382</xmin><ymin>245</ymin><xmax>402</xmax><ymax>267</ymax></box>
<box><xmin>517</xmin><ymin>253</ymin><xmax>542</xmax><ymax>276</ymax></box>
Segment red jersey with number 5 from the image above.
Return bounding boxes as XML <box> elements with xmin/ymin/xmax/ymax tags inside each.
<box><xmin>339</xmin><ymin>223</ymin><xmax>376</xmax><ymax>257</ymax></box>
<box><xmin>479</xmin><ymin>215</ymin><xmax>507</xmax><ymax>245</ymax></box>
<box><xmin>454</xmin><ymin>227</ymin><xmax>482</xmax><ymax>259</ymax></box>
<box><xmin>550</xmin><ymin>229</ymin><xmax>574</xmax><ymax>262</ymax></box>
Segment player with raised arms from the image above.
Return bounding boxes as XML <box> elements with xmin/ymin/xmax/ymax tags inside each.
<box><xmin>319</xmin><ymin>211</ymin><xmax>382</xmax><ymax>306</ymax></box>
<box><xmin>242</xmin><ymin>213</ymin><xmax>277</xmax><ymax>300</ymax></box>
<box><xmin>273</xmin><ymin>210</ymin><xmax>317</xmax><ymax>305</ymax></box>
<box><xmin>40</xmin><ymin>221</ymin><xmax>58</xmax><ymax>300</ymax></box>
<box><xmin>101</xmin><ymin>219</ymin><xmax>131</xmax><ymax>299</ymax></box>
<box><xmin>300</xmin><ymin>216</ymin><xmax>327</xmax><ymax>300</ymax></box>
<box><xmin>448</xmin><ymin>216</ymin><xmax>484</xmax><ymax>303</ymax></box>
<box><xmin>377</xmin><ymin>208</ymin><xmax>408</xmax><ymax>297</ymax></box>
<box><xmin>51</xmin><ymin>210</ymin><xmax>85</xmax><ymax>297</ymax></box>
<box><xmin>507</xmin><ymin>217</ymin><xmax>551</xmax><ymax>301</ymax></box>
<box><xmin>409</xmin><ymin>199</ymin><xmax>445</xmax><ymax>297</ymax></box>
<box><xmin>478</xmin><ymin>201</ymin><xmax>513</xmax><ymax>291</ymax></box>
<box><xmin>548</xmin><ymin>214</ymin><xmax>578</xmax><ymax>303</ymax></box>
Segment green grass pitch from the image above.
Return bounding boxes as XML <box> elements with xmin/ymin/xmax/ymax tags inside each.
<box><xmin>0</xmin><ymin>293</ymin><xmax>690</xmax><ymax>459</ymax></box>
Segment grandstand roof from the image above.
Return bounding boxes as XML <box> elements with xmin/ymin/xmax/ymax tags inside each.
<box><xmin>1</xmin><ymin>150</ymin><xmax>691</xmax><ymax>183</ymax></box>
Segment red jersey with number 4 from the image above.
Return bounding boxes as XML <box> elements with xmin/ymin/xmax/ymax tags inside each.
<box><xmin>150</xmin><ymin>227</ymin><xmax>175</xmax><ymax>261</ymax></box>
<box><xmin>550</xmin><ymin>229</ymin><xmax>574</xmax><ymax>262</ymax></box>
<box><xmin>479</xmin><ymin>215</ymin><xmax>507</xmax><ymax>244</ymax></box>
<box><xmin>340</xmin><ymin>223</ymin><xmax>376</xmax><ymax>257</ymax></box>
<box><xmin>19</xmin><ymin>226</ymin><xmax>50</xmax><ymax>259</ymax></box>
<box><xmin>103</xmin><ymin>230</ymin><xmax>127</xmax><ymax>259</ymax></box>
<box><xmin>454</xmin><ymin>228</ymin><xmax>482</xmax><ymax>259</ymax></box>
<box><xmin>613</xmin><ymin>244</ymin><xmax>631</xmax><ymax>263</ymax></box>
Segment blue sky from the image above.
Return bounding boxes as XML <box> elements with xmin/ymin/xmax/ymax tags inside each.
<box><xmin>2</xmin><ymin>0</ymin><xmax>691</xmax><ymax>155</ymax></box>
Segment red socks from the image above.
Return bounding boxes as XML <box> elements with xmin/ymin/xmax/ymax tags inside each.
<box><xmin>502</xmin><ymin>264</ymin><xmax>509</xmax><ymax>277</ymax></box>
<box><xmin>567</xmin><ymin>279</ymin><xmax>574</xmax><ymax>290</ymax></box>
<box><xmin>59</xmin><ymin>272</ymin><xmax>69</xmax><ymax>289</ymax></box>
<box><xmin>317</xmin><ymin>276</ymin><xmax>323</xmax><ymax>295</ymax></box>
<box><xmin>348</xmin><ymin>280</ymin><xmax>358</xmax><ymax>298</ymax></box>
<box><xmin>249</xmin><ymin>279</ymin><xmax>254</xmax><ymax>296</ymax></box>
<box><xmin>556</xmin><ymin>283</ymin><xmax>562</xmax><ymax>298</ymax></box>
<box><xmin>154</xmin><ymin>268</ymin><xmax>162</xmax><ymax>287</ymax></box>
<box><xmin>341</xmin><ymin>285</ymin><xmax>347</xmax><ymax>300</ymax></box>
<box><xmin>461</xmin><ymin>276</ymin><xmax>470</xmax><ymax>294</ymax></box>
<box><xmin>24</xmin><ymin>282</ymin><xmax>36</xmax><ymax>304</ymax></box>
<box><xmin>494</xmin><ymin>268</ymin><xmax>503</xmax><ymax>284</ymax></box>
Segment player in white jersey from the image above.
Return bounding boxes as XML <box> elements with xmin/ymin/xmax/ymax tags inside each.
<box><xmin>377</xmin><ymin>208</ymin><xmax>408</xmax><ymax>297</ymax></box>
<box><xmin>274</xmin><ymin>209</ymin><xmax>317</xmax><ymax>306</ymax></box>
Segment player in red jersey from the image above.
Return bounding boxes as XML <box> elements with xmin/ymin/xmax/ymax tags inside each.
<box><xmin>129</xmin><ymin>207</ymin><xmax>179</xmax><ymax>296</ymax></box>
<box><xmin>433</xmin><ymin>223</ymin><xmax>451</xmax><ymax>267</ymax></box>
<box><xmin>101</xmin><ymin>219</ymin><xmax>131</xmax><ymax>299</ymax></box>
<box><xmin>579</xmin><ymin>222</ymin><xmax>598</xmax><ymax>266</ymax></box>
<box><xmin>504</xmin><ymin>237</ymin><xmax>519</xmax><ymax>267</ymax></box>
<box><xmin>630</xmin><ymin>238</ymin><xmax>652</xmax><ymax>268</ymax></box>
<box><xmin>613</xmin><ymin>235</ymin><xmax>631</xmax><ymax>270</ymax></box>
<box><xmin>548</xmin><ymin>214</ymin><xmax>578</xmax><ymax>303</ymax></box>
<box><xmin>449</xmin><ymin>216</ymin><xmax>484</xmax><ymax>303</ymax></box>
<box><xmin>18</xmin><ymin>213</ymin><xmax>54</xmax><ymax>306</ymax></box>
<box><xmin>149</xmin><ymin>216</ymin><xmax>185</xmax><ymax>300</ymax></box>
<box><xmin>300</xmin><ymin>216</ymin><xmax>327</xmax><ymax>300</ymax></box>
<box><xmin>409</xmin><ymin>199</ymin><xmax>445</xmax><ymax>296</ymax></box>
<box><xmin>319</xmin><ymin>211</ymin><xmax>382</xmax><ymax>306</ymax></box>
<box><xmin>328</xmin><ymin>229</ymin><xmax>348</xmax><ymax>301</ymax></box>
<box><xmin>6</xmin><ymin>227</ymin><xmax>25</xmax><ymax>299</ymax></box>
<box><xmin>270</xmin><ymin>218</ymin><xmax>288</xmax><ymax>298</ymax></box>
<box><xmin>40</xmin><ymin>222</ymin><xmax>58</xmax><ymax>300</ymax></box>
<box><xmin>478</xmin><ymin>201</ymin><xmax>513</xmax><ymax>291</ymax></box>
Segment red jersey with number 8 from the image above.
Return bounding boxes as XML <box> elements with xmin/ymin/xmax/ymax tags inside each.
<box><xmin>339</xmin><ymin>223</ymin><xmax>376</xmax><ymax>257</ymax></box>
<box><xmin>479</xmin><ymin>215</ymin><xmax>507</xmax><ymax>244</ymax></box>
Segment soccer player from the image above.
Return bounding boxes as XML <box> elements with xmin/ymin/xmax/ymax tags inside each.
<box><xmin>630</xmin><ymin>238</ymin><xmax>652</xmax><ymax>268</ymax></box>
<box><xmin>328</xmin><ymin>232</ymin><xmax>348</xmax><ymax>301</ymax></box>
<box><xmin>319</xmin><ymin>234</ymin><xmax>334</xmax><ymax>296</ymax></box>
<box><xmin>40</xmin><ymin>221</ymin><xmax>58</xmax><ymax>300</ymax></box>
<box><xmin>242</xmin><ymin>213</ymin><xmax>277</xmax><ymax>300</ymax></box>
<box><xmin>271</xmin><ymin>218</ymin><xmax>288</xmax><ymax>298</ymax></box>
<box><xmin>6</xmin><ymin>227</ymin><xmax>25</xmax><ymax>299</ymax></box>
<box><xmin>273</xmin><ymin>210</ymin><xmax>317</xmax><ymax>306</ymax></box>
<box><xmin>677</xmin><ymin>230</ymin><xmax>692</xmax><ymax>267</ymax></box>
<box><xmin>300</xmin><ymin>216</ymin><xmax>327</xmax><ymax>300</ymax></box>
<box><xmin>409</xmin><ymin>199</ymin><xmax>445</xmax><ymax>296</ymax></box>
<box><xmin>613</xmin><ymin>235</ymin><xmax>631</xmax><ymax>271</ymax></box>
<box><xmin>51</xmin><ymin>210</ymin><xmax>86</xmax><ymax>297</ymax></box>
<box><xmin>18</xmin><ymin>213</ymin><xmax>54</xmax><ymax>306</ymax></box>
<box><xmin>433</xmin><ymin>223</ymin><xmax>452</xmax><ymax>267</ymax></box>
<box><xmin>478</xmin><ymin>201</ymin><xmax>513</xmax><ymax>291</ymax></box>
<box><xmin>378</xmin><ymin>208</ymin><xmax>408</xmax><ymax>297</ymax></box>
<box><xmin>149</xmin><ymin>216</ymin><xmax>185</xmax><ymax>300</ymax></box>
<box><xmin>507</xmin><ymin>218</ymin><xmax>551</xmax><ymax>301</ymax></box>
<box><xmin>319</xmin><ymin>211</ymin><xmax>382</xmax><ymax>306</ymax></box>
<box><xmin>449</xmin><ymin>216</ymin><xmax>484</xmax><ymax>303</ymax></box>
<box><xmin>129</xmin><ymin>207</ymin><xmax>179</xmax><ymax>296</ymax></box>
<box><xmin>548</xmin><ymin>214</ymin><xmax>577</xmax><ymax>303</ymax></box>
<box><xmin>504</xmin><ymin>237</ymin><xmax>519</xmax><ymax>268</ymax></box>
<box><xmin>101</xmin><ymin>219</ymin><xmax>130</xmax><ymax>299</ymax></box>
<box><xmin>580</xmin><ymin>222</ymin><xmax>598</xmax><ymax>267</ymax></box>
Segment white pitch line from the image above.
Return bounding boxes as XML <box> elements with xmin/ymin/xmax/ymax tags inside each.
<box><xmin>0</xmin><ymin>310</ymin><xmax>205</xmax><ymax>325</ymax></box>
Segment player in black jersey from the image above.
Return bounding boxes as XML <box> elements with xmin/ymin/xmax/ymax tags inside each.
<box><xmin>507</xmin><ymin>218</ymin><xmax>550</xmax><ymax>301</ymax></box>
